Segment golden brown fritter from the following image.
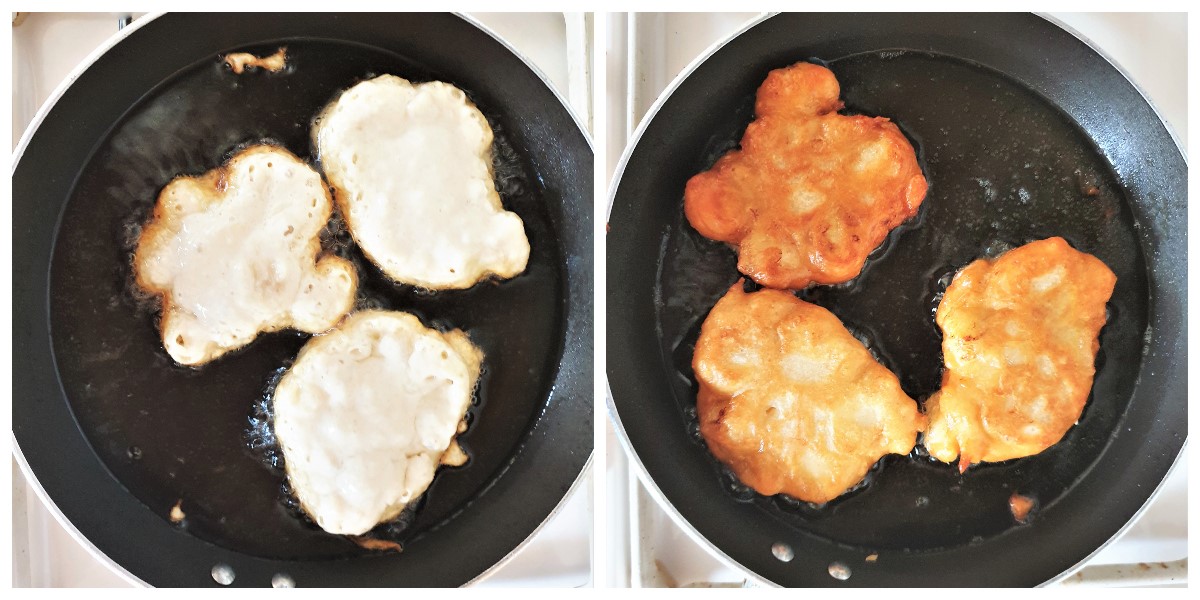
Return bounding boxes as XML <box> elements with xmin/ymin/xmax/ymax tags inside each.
<box><xmin>924</xmin><ymin>237</ymin><xmax>1117</xmax><ymax>472</ymax></box>
<box><xmin>693</xmin><ymin>282</ymin><xmax>925</xmax><ymax>503</ymax></box>
<box><xmin>684</xmin><ymin>61</ymin><xmax>927</xmax><ymax>290</ymax></box>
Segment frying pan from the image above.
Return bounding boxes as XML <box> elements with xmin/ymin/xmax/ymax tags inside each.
<box><xmin>607</xmin><ymin>13</ymin><xmax>1185</xmax><ymax>587</ymax></box>
<box><xmin>12</xmin><ymin>12</ymin><xmax>592</xmax><ymax>587</ymax></box>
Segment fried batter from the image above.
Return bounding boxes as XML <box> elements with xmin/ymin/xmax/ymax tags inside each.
<box><xmin>924</xmin><ymin>237</ymin><xmax>1117</xmax><ymax>472</ymax></box>
<box><xmin>694</xmin><ymin>282</ymin><xmax>925</xmax><ymax>503</ymax></box>
<box><xmin>684</xmin><ymin>62</ymin><xmax>927</xmax><ymax>289</ymax></box>
<box><xmin>133</xmin><ymin>145</ymin><xmax>356</xmax><ymax>366</ymax></box>
<box><xmin>273</xmin><ymin>310</ymin><xmax>483</xmax><ymax>535</ymax></box>
<box><xmin>314</xmin><ymin>75</ymin><xmax>529</xmax><ymax>290</ymax></box>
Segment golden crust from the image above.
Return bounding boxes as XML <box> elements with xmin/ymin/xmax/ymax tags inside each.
<box><xmin>694</xmin><ymin>282</ymin><xmax>925</xmax><ymax>503</ymax></box>
<box><xmin>925</xmin><ymin>237</ymin><xmax>1117</xmax><ymax>471</ymax></box>
<box><xmin>684</xmin><ymin>62</ymin><xmax>927</xmax><ymax>290</ymax></box>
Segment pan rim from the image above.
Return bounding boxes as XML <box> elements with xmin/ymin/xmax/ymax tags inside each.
<box><xmin>457</xmin><ymin>12</ymin><xmax>595</xmax><ymax>156</ymax></box>
<box><xmin>11</xmin><ymin>12</ymin><xmax>596</xmax><ymax>171</ymax></box>
<box><xmin>604</xmin><ymin>12</ymin><xmax>802</xmax><ymax>588</ymax></box>
<box><xmin>10</xmin><ymin>435</ymin><xmax>150</xmax><ymax>587</ymax></box>
<box><xmin>10</xmin><ymin>12</ymin><xmax>160</xmax><ymax>173</ymax></box>
<box><xmin>12</xmin><ymin>438</ymin><xmax>597</xmax><ymax>588</ymax></box>
<box><xmin>13</xmin><ymin>11</ymin><xmax>593</xmax><ymax>587</ymax></box>
<box><xmin>444</xmin><ymin>10</ymin><xmax>595</xmax><ymax>587</ymax></box>
<box><xmin>11</xmin><ymin>12</ymin><xmax>163</xmax><ymax>587</ymax></box>
<box><xmin>605</xmin><ymin>11</ymin><xmax>1185</xmax><ymax>588</ymax></box>
<box><xmin>1036</xmin><ymin>12</ymin><xmax>1185</xmax><ymax>161</ymax></box>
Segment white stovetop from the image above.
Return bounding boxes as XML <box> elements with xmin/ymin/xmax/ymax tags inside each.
<box><xmin>605</xmin><ymin>12</ymin><xmax>1187</xmax><ymax>588</ymax></box>
<box><xmin>11</xmin><ymin>11</ymin><xmax>591</xmax><ymax>588</ymax></box>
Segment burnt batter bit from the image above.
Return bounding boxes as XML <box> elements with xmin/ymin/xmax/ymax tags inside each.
<box><xmin>223</xmin><ymin>47</ymin><xmax>288</xmax><ymax>74</ymax></box>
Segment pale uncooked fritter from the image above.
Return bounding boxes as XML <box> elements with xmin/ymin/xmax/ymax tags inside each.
<box><xmin>314</xmin><ymin>75</ymin><xmax>530</xmax><ymax>289</ymax></box>
<box><xmin>273</xmin><ymin>310</ymin><xmax>483</xmax><ymax>536</ymax></box>
<box><xmin>693</xmin><ymin>282</ymin><xmax>925</xmax><ymax>504</ymax></box>
<box><xmin>134</xmin><ymin>145</ymin><xmax>357</xmax><ymax>366</ymax></box>
<box><xmin>924</xmin><ymin>237</ymin><xmax>1117</xmax><ymax>472</ymax></box>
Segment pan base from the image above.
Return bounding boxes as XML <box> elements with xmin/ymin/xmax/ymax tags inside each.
<box><xmin>49</xmin><ymin>39</ymin><xmax>565</xmax><ymax>560</ymax></box>
<box><xmin>655</xmin><ymin>49</ymin><xmax>1149</xmax><ymax>552</ymax></box>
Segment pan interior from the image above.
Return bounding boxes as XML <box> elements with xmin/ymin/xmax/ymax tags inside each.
<box><xmin>654</xmin><ymin>50</ymin><xmax>1149</xmax><ymax>552</ymax></box>
<box><xmin>48</xmin><ymin>39</ymin><xmax>565</xmax><ymax>559</ymax></box>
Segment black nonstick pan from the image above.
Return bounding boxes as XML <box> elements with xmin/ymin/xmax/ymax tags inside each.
<box><xmin>607</xmin><ymin>13</ymin><xmax>1185</xmax><ymax>587</ymax></box>
<box><xmin>13</xmin><ymin>13</ymin><xmax>592</xmax><ymax>587</ymax></box>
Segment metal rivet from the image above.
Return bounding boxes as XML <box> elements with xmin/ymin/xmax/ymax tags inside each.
<box><xmin>271</xmin><ymin>573</ymin><xmax>295</xmax><ymax>588</ymax></box>
<box><xmin>771</xmin><ymin>542</ymin><xmax>794</xmax><ymax>562</ymax></box>
<box><xmin>829</xmin><ymin>561</ymin><xmax>851</xmax><ymax>580</ymax></box>
<box><xmin>211</xmin><ymin>564</ymin><xmax>235</xmax><ymax>586</ymax></box>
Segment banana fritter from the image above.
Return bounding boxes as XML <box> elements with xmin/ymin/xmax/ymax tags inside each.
<box><xmin>684</xmin><ymin>61</ymin><xmax>927</xmax><ymax>290</ymax></box>
<box><xmin>133</xmin><ymin>145</ymin><xmax>356</xmax><ymax>366</ymax></box>
<box><xmin>314</xmin><ymin>75</ymin><xmax>530</xmax><ymax>290</ymax></box>
<box><xmin>924</xmin><ymin>237</ymin><xmax>1117</xmax><ymax>472</ymax></box>
<box><xmin>694</xmin><ymin>282</ymin><xmax>925</xmax><ymax>503</ymax></box>
<box><xmin>274</xmin><ymin>310</ymin><xmax>482</xmax><ymax>535</ymax></box>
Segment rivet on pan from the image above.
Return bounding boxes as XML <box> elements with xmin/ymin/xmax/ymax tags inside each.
<box><xmin>211</xmin><ymin>564</ymin><xmax>235</xmax><ymax>586</ymax></box>
<box><xmin>770</xmin><ymin>542</ymin><xmax>794</xmax><ymax>562</ymax></box>
<box><xmin>271</xmin><ymin>573</ymin><xmax>295</xmax><ymax>588</ymax></box>
<box><xmin>828</xmin><ymin>561</ymin><xmax>851</xmax><ymax>580</ymax></box>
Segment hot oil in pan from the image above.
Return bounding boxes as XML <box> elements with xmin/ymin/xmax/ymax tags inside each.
<box><xmin>48</xmin><ymin>40</ymin><xmax>565</xmax><ymax>559</ymax></box>
<box><xmin>654</xmin><ymin>50</ymin><xmax>1149</xmax><ymax>551</ymax></box>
